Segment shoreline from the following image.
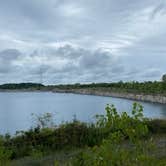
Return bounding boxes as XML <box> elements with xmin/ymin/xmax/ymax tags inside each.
<box><xmin>52</xmin><ymin>88</ymin><xmax>166</xmax><ymax>104</ymax></box>
<box><xmin>0</xmin><ymin>89</ymin><xmax>50</xmax><ymax>92</ymax></box>
<box><xmin>0</xmin><ymin>88</ymin><xmax>166</xmax><ymax>104</ymax></box>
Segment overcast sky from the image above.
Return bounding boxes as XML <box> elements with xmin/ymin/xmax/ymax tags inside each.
<box><xmin>0</xmin><ymin>0</ymin><xmax>166</xmax><ymax>84</ymax></box>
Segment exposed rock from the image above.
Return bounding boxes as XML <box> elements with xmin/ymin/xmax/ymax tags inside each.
<box><xmin>52</xmin><ymin>88</ymin><xmax>166</xmax><ymax>104</ymax></box>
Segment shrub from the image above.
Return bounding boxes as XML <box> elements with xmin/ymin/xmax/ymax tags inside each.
<box><xmin>0</xmin><ymin>136</ymin><xmax>12</xmax><ymax>165</ymax></box>
<box><xmin>70</xmin><ymin>103</ymin><xmax>164</xmax><ymax>166</ymax></box>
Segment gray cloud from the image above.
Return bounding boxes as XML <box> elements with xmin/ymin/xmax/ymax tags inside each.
<box><xmin>0</xmin><ymin>45</ymin><xmax>125</xmax><ymax>84</ymax></box>
<box><xmin>0</xmin><ymin>49</ymin><xmax>21</xmax><ymax>73</ymax></box>
<box><xmin>150</xmin><ymin>2</ymin><xmax>166</xmax><ymax>20</ymax></box>
<box><xmin>0</xmin><ymin>0</ymin><xmax>166</xmax><ymax>83</ymax></box>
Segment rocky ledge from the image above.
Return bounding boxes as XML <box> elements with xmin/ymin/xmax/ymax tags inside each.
<box><xmin>52</xmin><ymin>88</ymin><xmax>166</xmax><ymax>104</ymax></box>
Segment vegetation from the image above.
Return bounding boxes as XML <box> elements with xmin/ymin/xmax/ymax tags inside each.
<box><xmin>0</xmin><ymin>103</ymin><xmax>166</xmax><ymax>165</ymax></box>
<box><xmin>162</xmin><ymin>74</ymin><xmax>166</xmax><ymax>83</ymax></box>
<box><xmin>51</xmin><ymin>81</ymin><xmax>166</xmax><ymax>95</ymax></box>
<box><xmin>1</xmin><ymin>80</ymin><xmax>166</xmax><ymax>96</ymax></box>
<box><xmin>0</xmin><ymin>83</ymin><xmax>44</xmax><ymax>90</ymax></box>
<box><xmin>71</xmin><ymin>103</ymin><xmax>166</xmax><ymax>166</ymax></box>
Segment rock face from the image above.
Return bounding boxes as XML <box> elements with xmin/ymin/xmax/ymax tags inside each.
<box><xmin>52</xmin><ymin>88</ymin><xmax>166</xmax><ymax>104</ymax></box>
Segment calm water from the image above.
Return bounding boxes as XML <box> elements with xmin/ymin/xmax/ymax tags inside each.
<box><xmin>0</xmin><ymin>92</ymin><xmax>166</xmax><ymax>135</ymax></box>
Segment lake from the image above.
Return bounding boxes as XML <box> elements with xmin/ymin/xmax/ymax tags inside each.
<box><xmin>0</xmin><ymin>92</ymin><xmax>166</xmax><ymax>135</ymax></box>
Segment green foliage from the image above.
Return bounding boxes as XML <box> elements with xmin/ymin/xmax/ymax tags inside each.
<box><xmin>52</xmin><ymin>81</ymin><xmax>166</xmax><ymax>96</ymax></box>
<box><xmin>146</xmin><ymin>119</ymin><xmax>166</xmax><ymax>134</ymax></box>
<box><xmin>71</xmin><ymin>103</ymin><xmax>165</xmax><ymax>166</ymax></box>
<box><xmin>96</xmin><ymin>103</ymin><xmax>148</xmax><ymax>142</ymax></box>
<box><xmin>0</xmin><ymin>83</ymin><xmax>44</xmax><ymax>90</ymax></box>
<box><xmin>0</xmin><ymin>136</ymin><xmax>12</xmax><ymax>165</ymax></box>
<box><xmin>71</xmin><ymin>139</ymin><xmax>162</xmax><ymax>166</ymax></box>
<box><xmin>4</xmin><ymin>120</ymin><xmax>104</xmax><ymax>159</ymax></box>
<box><xmin>162</xmin><ymin>74</ymin><xmax>166</xmax><ymax>82</ymax></box>
<box><xmin>1</xmin><ymin>81</ymin><xmax>166</xmax><ymax>96</ymax></box>
<box><xmin>29</xmin><ymin>148</ymin><xmax>43</xmax><ymax>159</ymax></box>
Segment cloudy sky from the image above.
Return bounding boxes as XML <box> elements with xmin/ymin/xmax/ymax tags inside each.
<box><xmin>0</xmin><ymin>0</ymin><xmax>166</xmax><ymax>84</ymax></box>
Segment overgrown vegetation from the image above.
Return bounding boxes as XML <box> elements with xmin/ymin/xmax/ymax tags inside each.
<box><xmin>70</xmin><ymin>103</ymin><xmax>166</xmax><ymax>166</ymax></box>
<box><xmin>0</xmin><ymin>103</ymin><xmax>166</xmax><ymax>165</ymax></box>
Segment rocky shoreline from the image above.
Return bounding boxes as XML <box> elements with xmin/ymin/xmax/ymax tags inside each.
<box><xmin>52</xmin><ymin>88</ymin><xmax>166</xmax><ymax>104</ymax></box>
<box><xmin>1</xmin><ymin>88</ymin><xmax>166</xmax><ymax>104</ymax></box>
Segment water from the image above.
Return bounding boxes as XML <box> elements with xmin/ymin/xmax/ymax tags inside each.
<box><xmin>0</xmin><ymin>92</ymin><xmax>166</xmax><ymax>135</ymax></box>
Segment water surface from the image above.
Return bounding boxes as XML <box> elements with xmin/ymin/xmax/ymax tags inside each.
<box><xmin>0</xmin><ymin>92</ymin><xmax>166</xmax><ymax>134</ymax></box>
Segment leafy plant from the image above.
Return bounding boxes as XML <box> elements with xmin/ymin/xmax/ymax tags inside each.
<box><xmin>31</xmin><ymin>112</ymin><xmax>55</xmax><ymax>129</ymax></box>
<box><xmin>0</xmin><ymin>136</ymin><xmax>12</xmax><ymax>165</ymax></box>
<box><xmin>71</xmin><ymin>103</ymin><xmax>162</xmax><ymax>166</ymax></box>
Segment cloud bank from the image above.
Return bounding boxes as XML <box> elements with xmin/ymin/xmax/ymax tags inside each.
<box><xmin>0</xmin><ymin>0</ymin><xmax>166</xmax><ymax>84</ymax></box>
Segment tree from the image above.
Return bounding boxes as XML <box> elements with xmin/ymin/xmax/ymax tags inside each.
<box><xmin>162</xmin><ymin>74</ymin><xmax>166</xmax><ymax>82</ymax></box>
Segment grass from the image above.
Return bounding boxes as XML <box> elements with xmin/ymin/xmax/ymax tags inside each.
<box><xmin>9</xmin><ymin>134</ymin><xmax>166</xmax><ymax>166</ymax></box>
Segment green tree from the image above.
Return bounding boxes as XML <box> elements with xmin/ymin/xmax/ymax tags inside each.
<box><xmin>162</xmin><ymin>74</ymin><xmax>166</xmax><ymax>82</ymax></box>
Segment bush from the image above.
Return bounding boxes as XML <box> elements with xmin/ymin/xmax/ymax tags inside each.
<box><xmin>146</xmin><ymin>119</ymin><xmax>166</xmax><ymax>134</ymax></box>
<box><xmin>70</xmin><ymin>103</ymin><xmax>165</xmax><ymax>166</ymax></box>
<box><xmin>0</xmin><ymin>136</ymin><xmax>12</xmax><ymax>165</ymax></box>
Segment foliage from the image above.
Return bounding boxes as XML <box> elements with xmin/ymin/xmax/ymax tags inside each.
<box><xmin>95</xmin><ymin>103</ymin><xmax>148</xmax><ymax>142</ymax></box>
<box><xmin>3</xmin><ymin>120</ymin><xmax>104</xmax><ymax>159</ymax></box>
<box><xmin>70</xmin><ymin>103</ymin><xmax>165</xmax><ymax>166</ymax></box>
<box><xmin>162</xmin><ymin>74</ymin><xmax>166</xmax><ymax>82</ymax></box>
<box><xmin>146</xmin><ymin>119</ymin><xmax>166</xmax><ymax>134</ymax></box>
<box><xmin>0</xmin><ymin>83</ymin><xmax>44</xmax><ymax>90</ymax></box>
<box><xmin>52</xmin><ymin>81</ymin><xmax>166</xmax><ymax>96</ymax></box>
<box><xmin>0</xmin><ymin>103</ymin><xmax>165</xmax><ymax>165</ymax></box>
<box><xmin>31</xmin><ymin>112</ymin><xmax>55</xmax><ymax>129</ymax></box>
<box><xmin>0</xmin><ymin>136</ymin><xmax>12</xmax><ymax>165</ymax></box>
<box><xmin>0</xmin><ymin>81</ymin><xmax>166</xmax><ymax>96</ymax></box>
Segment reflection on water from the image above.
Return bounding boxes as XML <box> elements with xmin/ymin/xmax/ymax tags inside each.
<box><xmin>0</xmin><ymin>92</ymin><xmax>165</xmax><ymax>134</ymax></box>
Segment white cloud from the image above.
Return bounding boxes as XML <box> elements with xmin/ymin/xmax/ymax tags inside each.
<box><xmin>0</xmin><ymin>0</ymin><xmax>165</xmax><ymax>83</ymax></box>
<box><xmin>57</xmin><ymin>3</ymin><xmax>84</xmax><ymax>17</ymax></box>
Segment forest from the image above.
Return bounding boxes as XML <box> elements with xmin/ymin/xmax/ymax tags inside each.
<box><xmin>0</xmin><ymin>81</ymin><xmax>166</xmax><ymax>96</ymax></box>
<box><xmin>0</xmin><ymin>83</ymin><xmax>44</xmax><ymax>90</ymax></box>
<box><xmin>1</xmin><ymin>81</ymin><xmax>166</xmax><ymax>96</ymax></box>
<box><xmin>51</xmin><ymin>81</ymin><xmax>166</xmax><ymax>95</ymax></box>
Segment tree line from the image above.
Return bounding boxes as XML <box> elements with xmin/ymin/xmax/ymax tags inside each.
<box><xmin>0</xmin><ymin>80</ymin><xmax>166</xmax><ymax>95</ymax></box>
<box><xmin>52</xmin><ymin>81</ymin><xmax>166</xmax><ymax>95</ymax></box>
<box><xmin>0</xmin><ymin>83</ymin><xmax>44</xmax><ymax>90</ymax></box>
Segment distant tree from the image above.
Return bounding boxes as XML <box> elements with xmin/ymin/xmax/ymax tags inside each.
<box><xmin>162</xmin><ymin>74</ymin><xmax>166</xmax><ymax>82</ymax></box>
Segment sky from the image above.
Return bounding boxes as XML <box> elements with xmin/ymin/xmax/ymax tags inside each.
<box><xmin>0</xmin><ymin>0</ymin><xmax>166</xmax><ymax>84</ymax></box>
